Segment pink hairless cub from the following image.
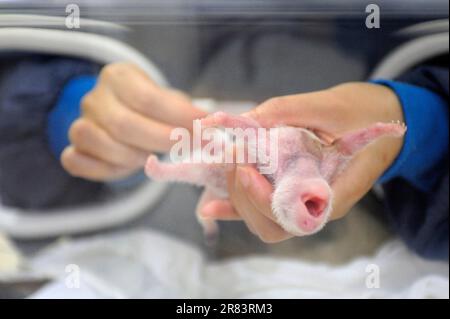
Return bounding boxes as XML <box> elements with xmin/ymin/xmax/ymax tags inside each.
<box><xmin>145</xmin><ymin>111</ymin><xmax>406</xmax><ymax>241</ymax></box>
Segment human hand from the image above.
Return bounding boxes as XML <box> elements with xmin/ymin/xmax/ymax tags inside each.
<box><xmin>201</xmin><ymin>82</ymin><xmax>405</xmax><ymax>242</ymax></box>
<box><xmin>62</xmin><ymin>62</ymin><xmax>206</xmax><ymax>181</ymax></box>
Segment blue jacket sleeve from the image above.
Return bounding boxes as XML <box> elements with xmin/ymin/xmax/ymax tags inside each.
<box><xmin>372</xmin><ymin>66</ymin><xmax>449</xmax><ymax>261</ymax></box>
<box><xmin>371</xmin><ymin>80</ymin><xmax>449</xmax><ymax>193</ymax></box>
<box><xmin>46</xmin><ymin>76</ymin><xmax>97</xmax><ymax>158</ymax></box>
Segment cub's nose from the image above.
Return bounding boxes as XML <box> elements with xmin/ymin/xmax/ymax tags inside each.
<box><xmin>302</xmin><ymin>194</ymin><xmax>328</xmax><ymax>218</ymax></box>
<box><xmin>299</xmin><ymin>179</ymin><xmax>331</xmax><ymax>219</ymax></box>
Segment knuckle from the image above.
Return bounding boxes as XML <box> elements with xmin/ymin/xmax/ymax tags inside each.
<box><xmin>100</xmin><ymin>63</ymin><xmax>120</xmax><ymax>79</ymax></box>
<box><xmin>61</xmin><ymin>149</ymin><xmax>81</xmax><ymax>176</ymax></box>
<box><xmin>134</xmin><ymin>82</ymin><xmax>155</xmax><ymax>107</ymax></box>
<box><xmin>265</xmin><ymin>96</ymin><xmax>287</xmax><ymax>110</ymax></box>
<box><xmin>68</xmin><ymin>119</ymin><xmax>90</xmax><ymax>144</ymax></box>
<box><xmin>253</xmin><ymin>96</ymin><xmax>288</xmax><ymax>121</ymax></box>
<box><xmin>100</xmin><ymin>62</ymin><xmax>133</xmax><ymax>80</ymax></box>
<box><xmin>80</xmin><ymin>93</ymin><xmax>96</xmax><ymax>114</ymax></box>
<box><xmin>108</xmin><ymin>109</ymin><xmax>130</xmax><ymax>139</ymax></box>
<box><xmin>123</xmin><ymin>62</ymin><xmax>142</xmax><ymax>74</ymax></box>
<box><xmin>115</xmin><ymin>149</ymin><xmax>142</xmax><ymax>168</ymax></box>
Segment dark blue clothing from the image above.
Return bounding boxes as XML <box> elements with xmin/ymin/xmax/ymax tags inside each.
<box><xmin>371</xmin><ymin>80</ymin><xmax>448</xmax><ymax>192</ymax></box>
<box><xmin>0</xmin><ymin>54</ymin><xmax>104</xmax><ymax>209</ymax></box>
<box><xmin>381</xmin><ymin>66</ymin><xmax>449</xmax><ymax>260</ymax></box>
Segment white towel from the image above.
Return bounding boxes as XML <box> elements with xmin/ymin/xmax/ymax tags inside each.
<box><xmin>28</xmin><ymin>229</ymin><xmax>449</xmax><ymax>299</ymax></box>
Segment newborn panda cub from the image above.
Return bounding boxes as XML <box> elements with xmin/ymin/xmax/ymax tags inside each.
<box><xmin>146</xmin><ymin>111</ymin><xmax>406</xmax><ymax>241</ymax></box>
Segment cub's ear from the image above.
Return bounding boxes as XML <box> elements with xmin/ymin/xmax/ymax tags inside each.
<box><xmin>319</xmin><ymin>122</ymin><xmax>406</xmax><ymax>182</ymax></box>
<box><xmin>333</xmin><ymin>122</ymin><xmax>406</xmax><ymax>157</ymax></box>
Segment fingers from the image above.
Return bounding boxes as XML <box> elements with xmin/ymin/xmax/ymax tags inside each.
<box><xmin>198</xmin><ymin>165</ymin><xmax>292</xmax><ymax>242</ymax></box>
<box><xmin>244</xmin><ymin>90</ymin><xmax>348</xmax><ymax>133</ymax></box>
<box><xmin>81</xmin><ymin>89</ymin><xmax>175</xmax><ymax>153</ymax></box>
<box><xmin>100</xmin><ymin>63</ymin><xmax>207</xmax><ymax>128</ymax></box>
<box><xmin>239</xmin><ymin>83</ymin><xmax>405</xmax><ymax>224</ymax></box>
<box><xmin>69</xmin><ymin>118</ymin><xmax>148</xmax><ymax>168</ymax></box>
<box><xmin>200</xmin><ymin>199</ymin><xmax>242</xmax><ymax>220</ymax></box>
<box><xmin>61</xmin><ymin>146</ymin><xmax>137</xmax><ymax>181</ymax></box>
<box><xmin>228</xmin><ymin>166</ymin><xmax>292</xmax><ymax>243</ymax></box>
<box><xmin>234</xmin><ymin>166</ymin><xmax>275</xmax><ymax>221</ymax></box>
<box><xmin>64</xmin><ymin>62</ymin><xmax>208</xmax><ymax>182</ymax></box>
<box><xmin>244</xmin><ymin>84</ymin><xmax>400</xmax><ymax>136</ymax></box>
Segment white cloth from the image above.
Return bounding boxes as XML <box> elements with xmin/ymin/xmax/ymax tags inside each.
<box><xmin>29</xmin><ymin>229</ymin><xmax>449</xmax><ymax>299</ymax></box>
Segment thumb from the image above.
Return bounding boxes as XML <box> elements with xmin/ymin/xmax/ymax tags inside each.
<box><xmin>243</xmin><ymin>90</ymin><xmax>344</xmax><ymax>134</ymax></box>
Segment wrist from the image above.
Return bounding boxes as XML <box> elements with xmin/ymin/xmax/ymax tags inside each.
<box><xmin>328</xmin><ymin>82</ymin><xmax>406</xmax><ymax>181</ymax></box>
<box><xmin>329</xmin><ymin>82</ymin><xmax>404</xmax><ymax>124</ymax></box>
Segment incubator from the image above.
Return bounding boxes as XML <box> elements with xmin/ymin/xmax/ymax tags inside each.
<box><xmin>0</xmin><ymin>0</ymin><xmax>448</xmax><ymax>299</ymax></box>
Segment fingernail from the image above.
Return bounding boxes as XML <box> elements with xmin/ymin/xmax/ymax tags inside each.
<box><xmin>237</xmin><ymin>166</ymin><xmax>250</xmax><ymax>189</ymax></box>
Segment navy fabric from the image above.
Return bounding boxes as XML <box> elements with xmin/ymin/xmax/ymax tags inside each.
<box><xmin>371</xmin><ymin>79</ymin><xmax>449</xmax><ymax>193</ymax></box>
<box><xmin>0</xmin><ymin>54</ymin><xmax>104</xmax><ymax>209</ymax></box>
<box><xmin>381</xmin><ymin>65</ymin><xmax>449</xmax><ymax>261</ymax></box>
